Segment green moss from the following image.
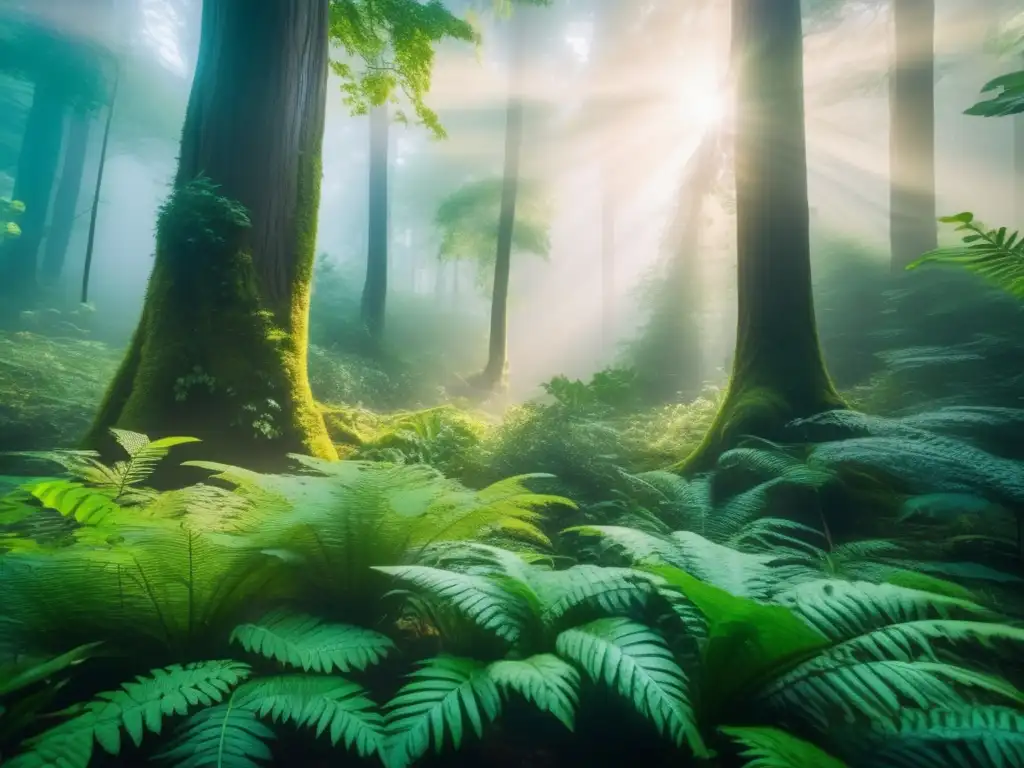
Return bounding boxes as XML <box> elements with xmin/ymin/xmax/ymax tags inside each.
<box><xmin>87</xmin><ymin>178</ymin><xmax>336</xmax><ymax>465</ymax></box>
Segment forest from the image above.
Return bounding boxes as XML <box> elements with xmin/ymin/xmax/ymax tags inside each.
<box><xmin>1</xmin><ymin>0</ymin><xmax>1024</xmax><ymax>765</ymax></box>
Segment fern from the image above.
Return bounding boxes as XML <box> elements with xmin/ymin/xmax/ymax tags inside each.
<box><xmin>486</xmin><ymin>654</ymin><xmax>579</xmax><ymax>731</ymax></box>
<box><xmin>234</xmin><ymin>675</ymin><xmax>384</xmax><ymax>758</ymax></box>
<box><xmin>555</xmin><ymin>617</ymin><xmax>704</xmax><ymax>754</ymax></box>
<box><xmin>720</xmin><ymin>725</ymin><xmax>848</xmax><ymax>767</ymax></box>
<box><xmin>908</xmin><ymin>212</ymin><xmax>1024</xmax><ymax>298</ymax></box>
<box><xmin>230</xmin><ymin>611</ymin><xmax>394</xmax><ymax>674</ymax></box>
<box><xmin>22</xmin><ymin>479</ymin><xmax>123</xmax><ymax>525</ymax></box>
<box><xmin>384</xmin><ymin>656</ymin><xmax>502</xmax><ymax>768</ymax></box>
<box><xmin>157</xmin><ymin>701</ymin><xmax>275</xmax><ymax>768</ymax></box>
<box><xmin>865</xmin><ymin>706</ymin><xmax>1024</xmax><ymax>767</ymax></box>
<box><xmin>5</xmin><ymin>660</ymin><xmax>249</xmax><ymax>768</ymax></box>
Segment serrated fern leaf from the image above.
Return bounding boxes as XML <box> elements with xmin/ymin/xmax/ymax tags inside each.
<box><xmin>23</xmin><ymin>480</ymin><xmax>121</xmax><ymax>525</ymax></box>
<box><xmin>156</xmin><ymin>701</ymin><xmax>275</xmax><ymax>768</ymax></box>
<box><xmin>230</xmin><ymin>611</ymin><xmax>393</xmax><ymax>674</ymax></box>
<box><xmin>384</xmin><ymin>656</ymin><xmax>502</xmax><ymax>768</ymax></box>
<box><xmin>761</xmin><ymin>657</ymin><xmax>1024</xmax><ymax>730</ymax></box>
<box><xmin>530</xmin><ymin>565</ymin><xmax>660</xmax><ymax>624</ymax></box>
<box><xmin>555</xmin><ymin>618</ymin><xmax>705</xmax><ymax>755</ymax></box>
<box><xmin>720</xmin><ymin>725</ymin><xmax>848</xmax><ymax>767</ymax></box>
<box><xmin>375</xmin><ymin>565</ymin><xmax>528</xmax><ymax>644</ymax></box>
<box><xmin>108</xmin><ymin>430</ymin><xmax>200</xmax><ymax>492</ymax></box>
<box><xmin>868</xmin><ymin>706</ymin><xmax>1024</xmax><ymax>767</ymax></box>
<box><xmin>775</xmin><ymin>580</ymin><xmax>997</xmax><ymax>641</ymax></box>
<box><xmin>487</xmin><ymin>654</ymin><xmax>579</xmax><ymax>731</ymax></box>
<box><xmin>5</xmin><ymin>660</ymin><xmax>249</xmax><ymax>768</ymax></box>
<box><xmin>235</xmin><ymin>675</ymin><xmax>383</xmax><ymax>758</ymax></box>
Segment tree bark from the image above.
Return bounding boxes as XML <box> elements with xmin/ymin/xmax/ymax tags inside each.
<box><xmin>478</xmin><ymin>16</ymin><xmax>525</xmax><ymax>392</ymax></box>
<box><xmin>361</xmin><ymin>101</ymin><xmax>389</xmax><ymax>345</ymax></box>
<box><xmin>889</xmin><ymin>0</ymin><xmax>937</xmax><ymax>271</ymax></box>
<box><xmin>600</xmin><ymin>174</ymin><xmax>615</xmax><ymax>353</ymax></box>
<box><xmin>677</xmin><ymin>0</ymin><xmax>843</xmax><ymax>472</ymax></box>
<box><xmin>0</xmin><ymin>73</ymin><xmax>67</xmax><ymax>312</ymax></box>
<box><xmin>41</xmin><ymin>108</ymin><xmax>92</xmax><ymax>287</ymax></box>
<box><xmin>88</xmin><ymin>0</ymin><xmax>336</xmax><ymax>464</ymax></box>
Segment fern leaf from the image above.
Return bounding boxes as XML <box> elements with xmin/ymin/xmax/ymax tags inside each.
<box><xmin>23</xmin><ymin>480</ymin><xmax>121</xmax><ymax>525</ymax></box>
<box><xmin>487</xmin><ymin>654</ymin><xmax>579</xmax><ymax>731</ymax></box>
<box><xmin>384</xmin><ymin>656</ymin><xmax>502</xmax><ymax>768</ymax></box>
<box><xmin>375</xmin><ymin>565</ymin><xmax>529</xmax><ymax>644</ymax></box>
<box><xmin>529</xmin><ymin>565</ymin><xmax>660</xmax><ymax>624</ymax></box>
<box><xmin>867</xmin><ymin>706</ymin><xmax>1024</xmax><ymax>767</ymax></box>
<box><xmin>109</xmin><ymin>430</ymin><xmax>200</xmax><ymax>491</ymax></box>
<box><xmin>230</xmin><ymin>611</ymin><xmax>393</xmax><ymax>674</ymax></box>
<box><xmin>235</xmin><ymin>675</ymin><xmax>384</xmax><ymax>758</ymax></box>
<box><xmin>157</xmin><ymin>701</ymin><xmax>275</xmax><ymax>768</ymax></box>
<box><xmin>720</xmin><ymin>725</ymin><xmax>848</xmax><ymax>767</ymax></box>
<box><xmin>763</xmin><ymin>657</ymin><xmax>1024</xmax><ymax>730</ymax></box>
<box><xmin>5</xmin><ymin>660</ymin><xmax>249</xmax><ymax>768</ymax></box>
<box><xmin>555</xmin><ymin>618</ymin><xmax>705</xmax><ymax>756</ymax></box>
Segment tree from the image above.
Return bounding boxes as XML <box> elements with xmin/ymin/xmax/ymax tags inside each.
<box><xmin>889</xmin><ymin>0</ymin><xmax>937</xmax><ymax>271</ymax></box>
<box><xmin>677</xmin><ymin>0</ymin><xmax>843</xmax><ymax>472</ymax></box>
<box><xmin>88</xmin><ymin>0</ymin><xmax>476</xmax><ymax>464</ymax></box>
<box><xmin>88</xmin><ymin>0</ymin><xmax>337</xmax><ymax>463</ymax></box>
<box><xmin>329</xmin><ymin>1</ymin><xmax>475</xmax><ymax>347</ymax></box>
<box><xmin>40</xmin><ymin>108</ymin><xmax>92</xmax><ymax>287</ymax></box>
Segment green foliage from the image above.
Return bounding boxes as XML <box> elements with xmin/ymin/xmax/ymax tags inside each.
<box><xmin>721</xmin><ymin>725</ymin><xmax>849</xmax><ymax>767</ymax></box>
<box><xmin>5</xmin><ymin>660</ymin><xmax>250</xmax><ymax>768</ymax></box>
<box><xmin>434</xmin><ymin>177</ymin><xmax>552</xmax><ymax>290</ymax></box>
<box><xmin>0</xmin><ymin>197</ymin><xmax>23</xmax><ymax>239</ymax></box>
<box><xmin>908</xmin><ymin>213</ymin><xmax>1024</xmax><ymax>298</ymax></box>
<box><xmin>965</xmin><ymin>70</ymin><xmax>1024</xmax><ymax>117</ymax></box>
<box><xmin>328</xmin><ymin>0</ymin><xmax>477</xmax><ymax>137</ymax></box>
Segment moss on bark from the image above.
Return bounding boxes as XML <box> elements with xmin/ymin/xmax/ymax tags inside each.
<box><xmin>674</xmin><ymin>0</ymin><xmax>844</xmax><ymax>474</ymax></box>
<box><xmin>88</xmin><ymin>0</ymin><xmax>335</xmax><ymax>465</ymax></box>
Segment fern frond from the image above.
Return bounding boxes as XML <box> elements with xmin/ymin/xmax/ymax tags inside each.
<box><xmin>529</xmin><ymin>565</ymin><xmax>660</xmax><ymax>625</ymax></box>
<box><xmin>230</xmin><ymin>611</ymin><xmax>393</xmax><ymax>674</ymax></box>
<box><xmin>908</xmin><ymin>212</ymin><xmax>1024</xmax><ymax>297</ymax></box>
<box><xmin>107</xmin><ymin>430</ymin><xmax>200</xmax><ymax>495</ymax></box>
<box><xmin>384</xmin><ymin>656</ymin><xmax>502</xmax><ymax>768</ymax></box>
<box><xmin>762</xmin><ymin>656</ymin><xmax>1024</xmax><ymax>730</ymax></box>
<box><xmin>5</xmin><ymin>660</ymin><xmax>249</xmax><ymax>768</ymax></box>
<box><xmin>235</xmin><ymin>675</ymin><xmax>384</xmax><ymax>758</ymax></box>
<box><xmin>867</xmin><ymin>706</ymin><xmax>1024</xmax><ymax>767</ymax></box>
<box><xmin>22</xmin><ymin>480</ymin><xmax>122</xmax><ymax>525</ymax></box>
<box><xmin>376</xmin><ymin>565</ymin><xmax>530</xmax><ymax>644</ymax></box>
<box><xmin>157</xmin><ymin>701</ymin><xmax>275</xmax><ymax>768</ymax></box>
<box><xmin>487</xmin><ymin>654</ymin><xmax>579</xmax><ymax>731</ymax></box>
<box><xmin>555</xmin><ymin>618</ymin><xmax>705</xmax><ymax>755</ymax></box>
<box><xmin>720</xmin><ymin>725</ymin><xmax>848</xmax><ymax>767</ymax></box>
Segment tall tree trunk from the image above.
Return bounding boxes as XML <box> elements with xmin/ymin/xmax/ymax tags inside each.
<box><xmin>478</xmin><ymin>17</ymin><xmax>524</xmax><ymax>392</ymax></box>
<box><xmin>677</xmin><ymin>0</ymin><xmax>842</xmax><ymax>472</ymax></box>
<box><xmin>0</xmin><ymin>73</ymin><xmax>67</xmax><ymax>312</ymax></box>
<box><xmin>889</xmin><ymin>0</ymin><xmax>937</xmax><ymax>271</ymax></box>
<box><xmin>362</xmin><ymin>101</ymin><xmax>389</xmax><ymax>345</ymax></box>
<box><xmin>41</xmin><ymin>108</ymin><xmax>92</xmax><ymax>287</ymax></box>
<box><xmin>81</xmin><ymin>55</ymin><xmax>119</xmax><ymax>304</ymax></box>
<box><xmin>88</xmin><ymin>0</ymin><xmax>336</xmax><ymax>464</ymax></box>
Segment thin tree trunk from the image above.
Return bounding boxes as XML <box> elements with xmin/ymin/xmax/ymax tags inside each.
<box><xmin>88</xmin><ymin>0</ymin><xmax>335</xmax><ymax>464</ymax></box>
<box><xmin>889</xmin><ymin>0</ymin><xmax>937</xmax><ymax>271</ymax></box>
<box><xmin>678</xmin><ymin>0</ymin><xmax>842</xmax><ymax>472</ymax></box>
<box><xmin>41</xmin><ymin>108</ymin><xmax>92</xmax><ymax>287</ymax></box>
<box><xmin>0</xmin><ymin>74</ymin><xmax>66</xmax><ymax>312</ymax></box>
<box><xmin>362</xmin><ymin>102</ymin><xmax>389</xmax><ymax>344</ymax></box>
<box><xmin>480</xmin><ymin>16</ymin><xmax>525</xmax><ymax>391</ymax></box>
<box><xmin>81</xmin><ymin>55</ymin><xmax>119</xmax><ymax>304</ymax></box>
<box><xmin>1015</xmin><ymin>55</ymin><xmax>1024</xmax><ymax>225</ymax></box>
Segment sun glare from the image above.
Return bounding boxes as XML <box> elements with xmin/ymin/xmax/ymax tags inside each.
<box><xmin>682</xmin><ymin>83</ymin><xmax>727</xmax><ymax>127</ymax></box>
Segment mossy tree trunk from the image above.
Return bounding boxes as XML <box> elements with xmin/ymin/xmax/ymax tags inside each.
<box><xmin>88</xmin><ymin>0</ymin><xmax>336</xmax><ymax>464</ymax></box>
<box><xmin>889</xmin><ymin>0</ymin><xmax>937</xmax><ymax>272</ymax></box>
<box><xmin>0</xmin><ymin>72</ymin><xmax>66</xmax><ymax>313</ymax></box>
<box><xmin>41</xmin><ymin>107</ymin><xmax>92</xmax><ymax>287</ymax></box>
<box><xmin>361</xmin><ymin>101</ymin><xmax>389</xmax><ymax>346</ymax></box>
<box><xmin>478</xmin><ymin>16</ymin><xmax>525</xmax><ymax>393</ymax></box>
<box><xmin>676</xmin><ymin>0</ymin><xmax>843</xmax><ymax>473</ymax></box>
